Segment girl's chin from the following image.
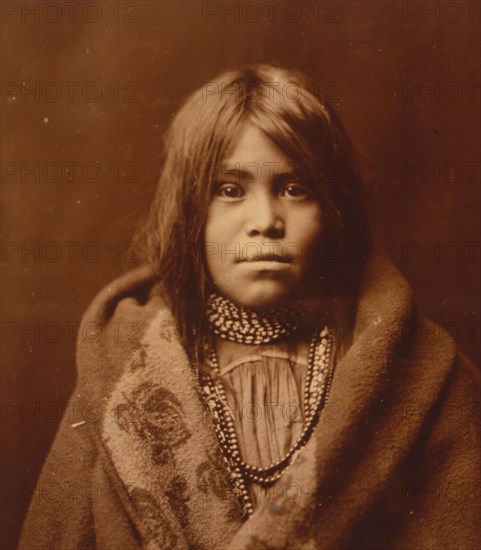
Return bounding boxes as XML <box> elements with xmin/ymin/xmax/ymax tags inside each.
<box><xmin>220</xmin><ymin>281</ymin><xmax>296</xmax><ymax>311</ymax></box>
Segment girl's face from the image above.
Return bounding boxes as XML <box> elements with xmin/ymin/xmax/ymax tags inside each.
<box><xmin>204</xmin><ymin>123</ymin><xmax>323</xmax><ymax>310</ymax></box>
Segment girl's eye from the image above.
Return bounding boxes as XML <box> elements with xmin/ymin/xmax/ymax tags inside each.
<box><xmin>214</xmin><ymin>184</ymin><xmax>244</xmax><ymax>200</ymax></box>
<box><xmin>282</xmin><ymin>183</ymin><xmax>312</xmax><ymax>199</ymax></box>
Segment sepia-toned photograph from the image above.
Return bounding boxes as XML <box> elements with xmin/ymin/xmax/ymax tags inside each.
<box><xmin>1</xmin><ymin>1</ymin><xmax>480</xmax><ymax>549</ymax></box>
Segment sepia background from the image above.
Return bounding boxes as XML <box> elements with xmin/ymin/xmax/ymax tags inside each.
<box><xmin>1</xmin><ymin>1</ymin><xmax>480</xmax><ymax>548</ymax></box>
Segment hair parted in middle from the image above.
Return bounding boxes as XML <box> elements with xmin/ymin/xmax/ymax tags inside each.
<box><xmin>135</xmin><ymin>64</ymin><xmax>371</xmax><ymax>365</ymax></box>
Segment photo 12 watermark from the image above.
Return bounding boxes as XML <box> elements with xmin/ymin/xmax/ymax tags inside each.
<box><xmin>400</xmin><ymin>161</ymin><xmax>480</xmax><ymax>186</ymax></box>
<box><xmin>2</xmin><ymin>81</ymin><xmax>140</xmax><ymax>104</ymax></box>
<box><xmin>401</xmin><ymin>319</ymin><xmax>480</xmax><ymax>347</ymax></box>
<box><xmin>1</xmin><ymin>320</ymin><xmax>142</xmax><ymax>345</ymax></box>
<box><xmin>1</xmin><ymin>162</ymin><xmax>140</xmax><ymax>184</ymax></box>
<box><xmin>401</xmin><ymin>241</ymin><xmax>480</xmax><ymax>264</ymax></box>
<box><xmin>201</xmin><ymin>80</ymin><xmax>341</xmax><ymax>104</ymax></box>
<box><xmin>401</xmin><ymin>2</ymin><xmax>480</xmax><ymax>23</ymax></box>
<box><xmin>1</xmin><ymin>1</ymin><xmax>140</xmax><ymax>24</ymax></box>
<box><xmin>401</xmin><ymin>81</ymin><xmax>480</xmax><ymax>103</ymax></box>
<box><xmin>1</xmin><ymin>241</ymin><xmax>141</xmax><ymax>265</ymax></box>
<box><xmin>201</xmin><ymin>2</ymin><xmax>340</xmax><ymax>24</ymax></box>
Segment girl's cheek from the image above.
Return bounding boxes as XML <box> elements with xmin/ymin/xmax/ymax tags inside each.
<box><xmin>292</xmin><ymin>206</ymin><xmax>323</xmax><ymax>233</ymax></box>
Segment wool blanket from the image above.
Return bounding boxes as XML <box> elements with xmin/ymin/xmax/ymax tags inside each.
<box><xmin>19</xmin><ymin>246</ymin><xmax>480</xmax><ymax>549</ymax></box>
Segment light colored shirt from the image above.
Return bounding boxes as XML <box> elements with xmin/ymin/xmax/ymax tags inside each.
<box><xmin>213</xmin><ymin>336</ymin><xmax>311</xmax><ymax>507</ymax></box>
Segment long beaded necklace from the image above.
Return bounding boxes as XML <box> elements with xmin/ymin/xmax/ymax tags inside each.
<box><xmin>197</xmin><ymin>293</ymin><xmax>336</xmax><ymax>519</ymax></box>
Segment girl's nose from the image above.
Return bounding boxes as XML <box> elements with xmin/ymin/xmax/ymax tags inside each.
<box><xmin>245</xmin><ymin>195</ymin><xmax>285</xmax><ymax>238</ymax></box>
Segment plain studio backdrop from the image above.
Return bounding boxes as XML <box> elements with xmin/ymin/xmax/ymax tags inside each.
<box><xmin>1</xmin><ymin>1</ymin><xmax>479</xmax><ymax>548</ymax></box>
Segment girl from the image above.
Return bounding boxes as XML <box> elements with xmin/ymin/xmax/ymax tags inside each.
<box><xmin>20</xmin><ymin>65</ymin><xmax>480</xmax><ymax>549</ymax></box>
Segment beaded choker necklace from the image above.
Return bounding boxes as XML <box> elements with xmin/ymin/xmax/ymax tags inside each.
<box><xmin>206</xmin><ymin>292</ymin><xmax>306</xmax><ymax>345</ymax></box>
<box><xmin>197</xmin><ymin>318</ymin><xmax>336</xmax><ymax>519</ymax></box>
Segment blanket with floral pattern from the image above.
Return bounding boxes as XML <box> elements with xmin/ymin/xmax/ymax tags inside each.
<box><xmin>20</xmin><ymin>247</ymin><xmax>480</xmax><ymax>549</ymax></box>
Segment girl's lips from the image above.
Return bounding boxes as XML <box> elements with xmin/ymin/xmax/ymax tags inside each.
<box><xmin>238</xmin><ymin>253</ymin><xmax>293</xmax><ymax>263</ymax></box>
<box><xmin>238</xmin><ymin>260</ymin><xmax>292</xmax><ymax>271</ymax></box>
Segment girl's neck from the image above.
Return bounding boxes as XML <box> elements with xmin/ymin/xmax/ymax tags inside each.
<box><xmin>206</xmin><ymin>290</ymin><xmax>333</xmax><ymax>346</ymax></box>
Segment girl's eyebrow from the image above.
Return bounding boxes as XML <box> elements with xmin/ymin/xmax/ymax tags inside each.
<box><xmin>217</xmin><ymin>168</ymin><xmax>252</xmax><ymax>181</ymax></box>
<box><xmin>215</xmin><ymin>166</ymin><xmax>300</xmax><ymax>182</ymax></box>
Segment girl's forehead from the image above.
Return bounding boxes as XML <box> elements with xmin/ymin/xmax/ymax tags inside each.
<box><xmin>220</xmin><ymin>123</ymin><xmax>294</xmax><ymax>168</ymax></box>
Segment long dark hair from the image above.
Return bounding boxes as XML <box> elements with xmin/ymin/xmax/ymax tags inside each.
<box><xmin>135</xmin><ymin>64</ymin><xmax>371</xmax><ymax>365</ymax></box>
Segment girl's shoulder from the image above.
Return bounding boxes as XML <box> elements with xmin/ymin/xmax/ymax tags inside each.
<box><xmin>80</xmin><ymin>265</ymin><xmax>168</xmax><ymax>329</ymax></box>
<box><xmin>75</xmin><ymin>265</ymin><xmax>170</xmax><ymax>383</ymax></box>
